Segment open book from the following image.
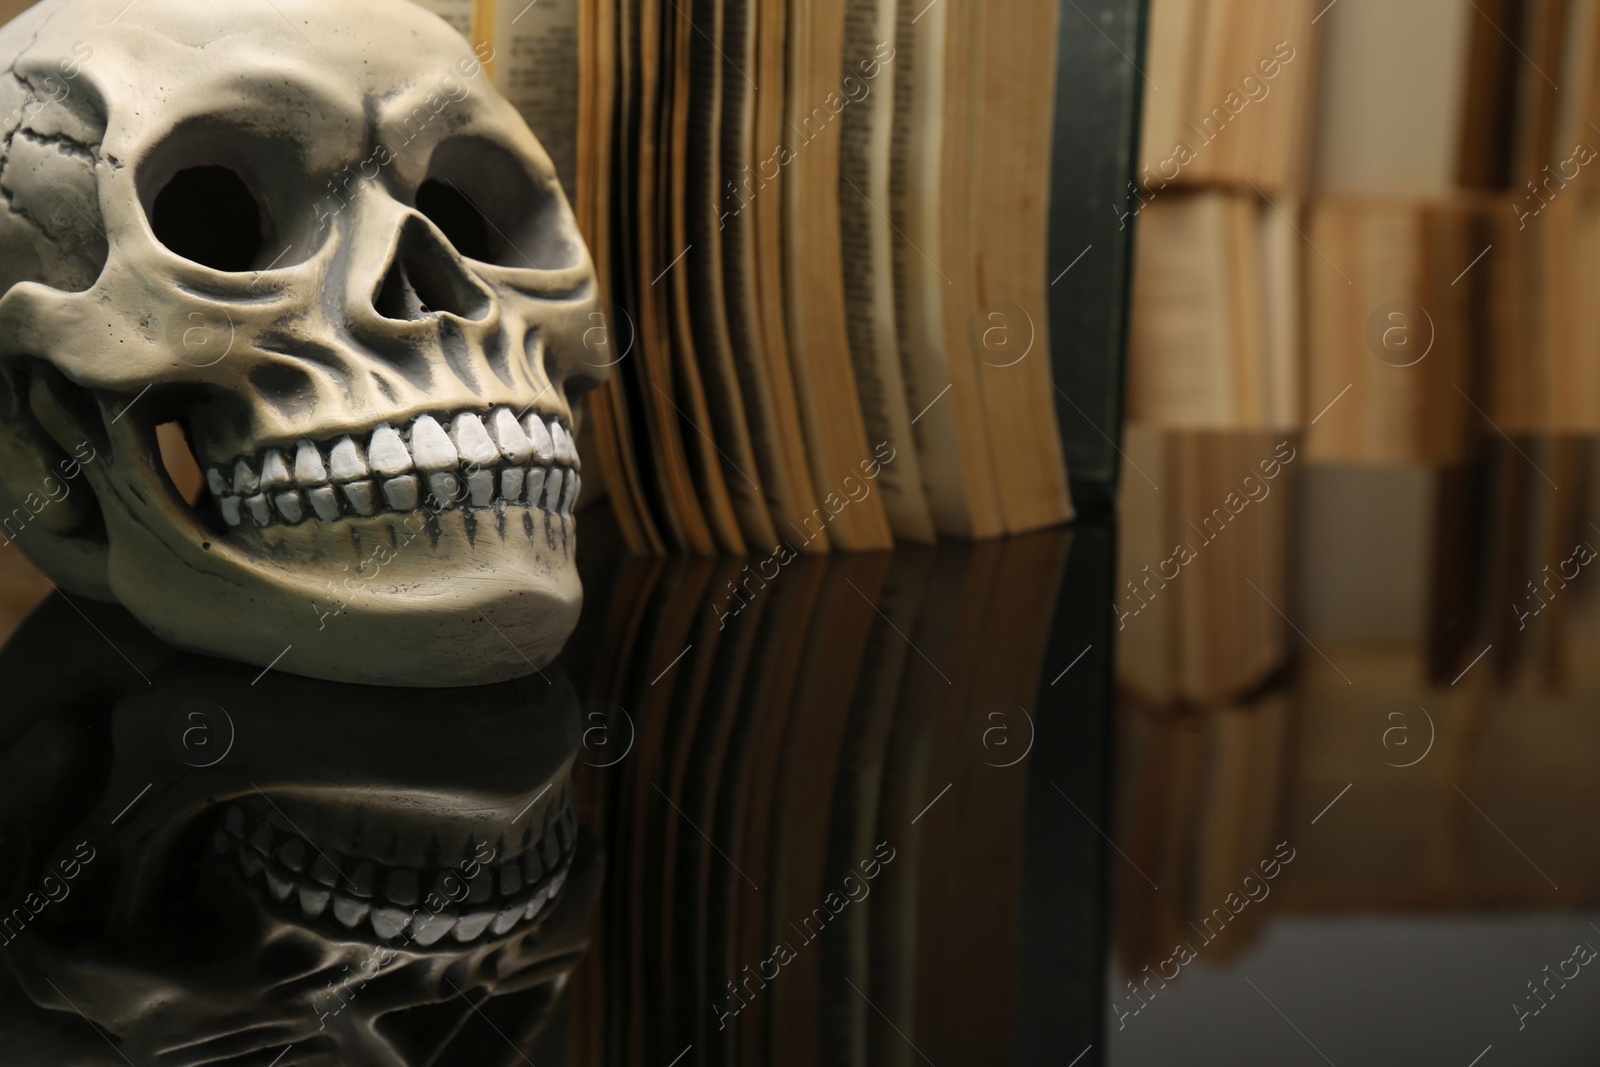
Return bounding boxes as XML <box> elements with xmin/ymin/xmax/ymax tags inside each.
<box><xmin>408</xmin><ymin>0</ymin><xmax>1077</xmax><ymax>552</ymax></box>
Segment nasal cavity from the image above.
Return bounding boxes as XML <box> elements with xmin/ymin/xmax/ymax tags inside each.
<box><xmin>372</xmin><ymin>218</ymin><xmax>492</xmax><ymax>323</ymax></box>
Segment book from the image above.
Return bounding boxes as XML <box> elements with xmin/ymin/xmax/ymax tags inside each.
<box><xmin>406</xmin><ymin>0</ymin><xmax>1086</xmax><ymax>552</ymax></box>
<box><xmin>1126</xmin><ymin>190</ymin><xmax>1302</xmax><ymax>430</ymax></box>
<box><xmin>838</xmin><ymin>0</ymin><xmax>937</xmax><ymax>543</ymax></box>
<box><xmin>1302</xmin><ymin>196</ymin><xmax>1484</xmax><ymax>464</ymax></box>
<box><xmin>971</xmin><ymin>0</ymin><xmax>1076</xmax><ymax>535</ymax></box>
<box><xmin>717</xmin><ymin>0</ymin><xmax>836</xmax><ymax>554</ymax></box>
<box><xmin>681</xmin><ymin>0</ymin><xmax>778</xmax><ymax>552</ymax></box>
<box><xmin>1486</xmin><ymin>197</ymin><xmax>1600</xmax><ymax>434</ymax></box>
<box><xmin>779</xmin><ymin>0</ymin><xmax>896</xmax><ymax>551</ymax></box>
<box><xmin>1138</xmin><ymin>0</ymin><xmax>1318</xmax><ymax>194</ymax></box>
<box><xmin>1112</xmin><ymin>689</ymin><xmax>1291</xmax><ymax>971</ymax></box>
<box><xmin>1312</xmin><ymin>0</ymin><xmax>1475</xmax><ymax>194</ymax></box>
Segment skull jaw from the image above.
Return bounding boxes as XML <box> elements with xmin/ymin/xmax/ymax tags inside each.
<box><xmin>107</xmin><ymin>511</ymin><xmax>583</xmax><ymax>686</ymax></box>
<box><xmin>0</xmin><ymin>479</ymin><xmax>113</xmax><ymax>599</ymax></box>
<box><xmin>99</xmin><ymin>416</ymin><xmax>582</xmax><ymax>687</ymax></box>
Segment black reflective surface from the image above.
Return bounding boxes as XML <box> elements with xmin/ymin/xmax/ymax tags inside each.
<box><xmin>2</xmin><ymin>435</ymin><xmax>1599</xmax><ymax>1065</ymax></box>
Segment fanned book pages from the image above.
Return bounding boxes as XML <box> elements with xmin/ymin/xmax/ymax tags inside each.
<box><xmin>408</xmin><ymin>0</ymin><xmax>1080</xmax><ymax>552</ymax></box>
<box><xmin>888</xmin><ymin>0</ymin><xmax>1002</xmax><ymax>539</ymax></box>
<box><xmin>780</xmin><ymin>0</ymin><xmax>894</xmax><ymax>550</ymax></box>
<box><xmin>838</xmin><ymin>0</ymin><xmax>937</xmax><ymax>543</ymax></box>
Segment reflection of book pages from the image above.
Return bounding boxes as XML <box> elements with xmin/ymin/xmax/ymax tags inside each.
<box><xmin>575</xmin><ymin>534</ymin><xmax>1079</xmax><ymax>1060</ymax></box>
<box><xmin>1117</xmin><ymin>427</ymin><xmax>1293</xmax><ymax>705</ymax></box>
<box><xmin>1114</xmin><ymin>690</ymin><xmax>1291</xmax><ymax>971</ymax></box>
<box><xmin>1280</xmin><ymin>645</ymin><xmax>1600</xmax><ymax>910</ymax></box>
<box><xmin>1487</xmin><ymin>199</ymin><xmax>1600</xmax><ymax>434</ymax></box>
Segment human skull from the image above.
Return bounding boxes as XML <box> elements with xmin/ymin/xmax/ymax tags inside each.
<box><xmin>0</xmin><ymin>0</ymin><xmax>603</xmax><ymax>685</ymax></box>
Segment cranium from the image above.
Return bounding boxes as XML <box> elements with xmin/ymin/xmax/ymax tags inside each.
<box><xmin>0</xmin><ymin>0</ymin><xmax>603</xmax><ymax>685</ymax></box>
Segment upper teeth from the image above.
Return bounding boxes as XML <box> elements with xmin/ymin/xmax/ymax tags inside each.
<box><xmin>209</xmin><ymin>407</ymin><xmax>581</xmax><ymax>530</ymax></box>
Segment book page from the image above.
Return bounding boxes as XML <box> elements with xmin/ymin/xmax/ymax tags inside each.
<box><xmin>782</xmin><ymin>0</ymin><xmax>894</xmax><ymax>549</ymax></box>
<box><xmin>749</xmin><ymin>0</ymin><xmax>834</xmax><ymax>551</ymax></box>
<box><xmin>838</xmin><ymin>0</ymin><xmax>936</xmax><ymax>542</ymax></box>
<box><xmin>1314</xmin><ymin>0</ymin><xmax>1470</xmax><ymax>192</ymax></box>
<box><xmin>716</xmin><ymin>0</ymin><xmax>825</xmax><ymax>548</ymax></box>
<box><xmin>680</xmin><ymin>0</ymin><xmax>774</xmax><ymax>550</ymax></box>
<box><xmin>1259</xmin><ymin>197</ymin><xmax>1303</xmax><ymax>428</ymax></box>
<box><xmin>889</xmin><ymin>0</ymin><xmax>981</xmax><ymax>536</ymax></box>
<box><xmin>407</xmin><ymin>0</ymin><xmax>581</xmax><ymax>203</ymax></box>
<box><xmin>1126</xmin><ymin>194</ymin><xmax>1236</xmax><ymax>426</ymax></box>
<box><xmin>665</xmin><ymin>0</ymin><xmax>750</xmax><ymax>552</ymax></box>
<box><xmin>488</xmin><ymin>0</ymin><xmax>582</xmax><ymax>204</ymax></box>
<box><xmin>576</xmin><ymin>0</ymin><xmax>665</xmax><ymax>551</ymax></box>
<box><xmin>971</xmin><ymin>0</ymin><xmax>1073</xmax><ymax>532</ymax></box>
<box><xmin>409</xmin><ymin>0</ymin><xmax>474</xmax><ymax>37</ymax></box>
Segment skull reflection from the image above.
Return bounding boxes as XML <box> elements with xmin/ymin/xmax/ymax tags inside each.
<box><xmin>0</xmin><ymin>596</ymin><xmax>597</xmax><ymax>1064</ymax></box>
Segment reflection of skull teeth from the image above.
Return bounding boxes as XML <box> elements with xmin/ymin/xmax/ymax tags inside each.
<box><xmin>203</xmin><ymin>407</ymin><xmax>582</xmax><ymax>529</ymax></box>
<box><xmin>211</xmin><ymin>796</ymin><xmax>578</xmax><ymax>945</ymax></box>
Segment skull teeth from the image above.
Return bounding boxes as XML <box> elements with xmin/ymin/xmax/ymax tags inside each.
<box><xmin>307</xmin><ymin>486</ymin><xmax>341</xmax><ymax>523</ymax></box>
<box><xmin>233</xmin><ymin>459</ymin><xmax>260</xmax><ymax>496</ymax></box>
<box><xmin>451</xmin><ymin>413</ymin><xmax>501</xmax><ymax>467</ymax></box>
<box><xmin>328</xmin><ymin>436</ymin><xmax>368</xmax><ymax>481</ymax></box>
<box><xmin>490</xmin><ymin>408</ymin><xmax>533</xmax><ymax>464</ymax></box>
<box><xmin>274</xmin><ymin>492</ymin><xmax>305</xmax><ymax>524</ymax></box>
<box><xmin>384</xmin><ymin>475</ymin><xmax>421</xmax><ymax>512</ymax></box>
<box><xmin>368</xmin><ymin>424</ymin><xmax>411</xmax><ymax>478</ymax></box>
<box><xmin>522</xmin><ymin>413</ymin><xmax>555</xmax><ymax>466</ymax></box>
<box><xmin>215</xmin><ymin>792</ymin><xmax>577</xmax><ymax>945</ymax></box>
<box><xmin>208</xmin><ymin>407</ymin><xmax>579</xmax><ymax>531</ymax></box>
<box><xmin>294</xmin><ymin>439</ymin><xmax>328</xmax><ymax>485</ymax></box>
<box><xmin>410</xmin><ymin>415</ymin><xmax>457</xmax><ymax>472</ymax></box>
<box><xmin>259</xmin><ymin>450</ymin><xmax>293</xmax><ymax>491</ymax></box>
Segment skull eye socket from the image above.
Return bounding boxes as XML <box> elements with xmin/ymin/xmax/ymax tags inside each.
<box><xmin>150</xmin><ymin>165</ymin><xmax>268</xmax><ymax>273</ymax></box>
<box><xmin>415</xmin><ymin>179</ymin><xmax>494</xmax><ymax>262</ymax></box>
<box><xmin>419</xmin><ymin>136</ymin><xmax>580</xmax><ymax>271</ymax></box>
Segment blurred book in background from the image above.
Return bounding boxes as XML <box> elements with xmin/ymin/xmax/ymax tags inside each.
<box><xmin>1123</xmin><ymin>0</ymin><xmax>1600</xmax><ymax>716</ymax></box>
